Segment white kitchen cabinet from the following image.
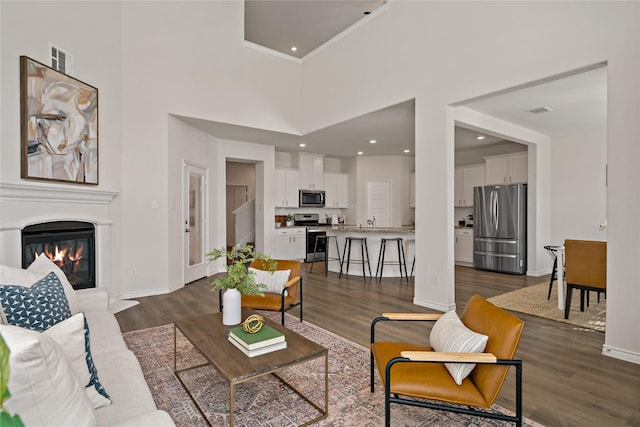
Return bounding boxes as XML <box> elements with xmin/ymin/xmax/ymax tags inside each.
<box><xmin>275</xmin><ymin>168</ymin><xmax>300</xmax><ymax>208</ymax></box>
<box><xmin>454</xmin><ymin>228</ymin><xmax>474</xmax><ymax>266</ymax></box>
<box><xmin>299</xmin><ymin>153</ymin><xmax>324</xmax><ymax>190</ymax></box>
<box><xmin>409</xmin><ymin>172</ymin><xmax>415</xmax><ymax>208</ymax></box>
<box><xmin>484</xmin><ymin>152</ymin><xmax>528</xmax><ymax>185</ymax></box>
<box><xmin>454</xmin><ymin>164</ymin><xmax>484</xmax><ymax>207</ymax></box>
<box><xmin>274</xmin><ymin>228</ymin><xmax>306</xmax><ymax>260</ymax></box>
<box><xmin>324</xmin><ymin>172</ymin><xmax>349</xmax><ymax>208</ymax></box>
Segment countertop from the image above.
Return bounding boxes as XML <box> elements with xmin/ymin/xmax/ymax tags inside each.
<box><xmin>275</xmin><ymin>224</ymin><xmax>415</xmax><ymax>233</ymax></box>
<box><xmin>323</xmin><ymin>225</ymin><xmax>414</xmax><ymax>233</ymax></box>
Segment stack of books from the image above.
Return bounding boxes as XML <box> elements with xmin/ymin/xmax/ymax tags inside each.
<box><xmin>228</xmin><ymin>324</ymin><xmax>287</xmax><ymax>357</ymax></box>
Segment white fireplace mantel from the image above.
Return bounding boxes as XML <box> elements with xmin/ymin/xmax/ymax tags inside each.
<box><xmin>0</xmin><ymin>181</ymin><xmax>120</xmax><ymax>294</ymax></box>
<box><xmin>1</xmin><ymin>181</ymin><xmax>118</xmax><ymax>230</ymax></box>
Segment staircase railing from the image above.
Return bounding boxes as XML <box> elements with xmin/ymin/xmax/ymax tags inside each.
<box><xmin>233</xmin><ymin>197</ymin><xmax>255</xmax><ymax>246</ymax></box>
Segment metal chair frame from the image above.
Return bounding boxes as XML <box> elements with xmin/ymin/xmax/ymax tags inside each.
<box><xmin>310</xmin><ymin>234</ymin><xmax>342</xmax><ymax>276</ymax></box>
<box><xmin>370</xmin><ymin>311</ymin><xmax>523</xmax><ymax>427</ymax></box>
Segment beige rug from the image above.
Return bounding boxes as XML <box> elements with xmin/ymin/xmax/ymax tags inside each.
<box><xmin>488</xmin><ymin>282</ymin><xmax>605</xmax><ymax>332</ymax></box>
<box><xmin>124</xmin><ymin>312</ymin><xmax>543</xmax><ymax>426</ymax></box>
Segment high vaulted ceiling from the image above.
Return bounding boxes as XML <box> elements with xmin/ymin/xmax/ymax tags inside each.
<box><xmin>180</xmin><ymin>4</ymin><xmax>607</xmax><ymax>158</ymax></box>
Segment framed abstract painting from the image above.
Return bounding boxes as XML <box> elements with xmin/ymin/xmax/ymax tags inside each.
<box><xmin>20</xmin><ymin>55</ymin><xmax>99</xmax><ymax>185</ymax></box>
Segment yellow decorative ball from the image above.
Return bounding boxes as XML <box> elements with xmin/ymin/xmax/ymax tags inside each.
<box><xmin>242</xmin><ymin>314</ymin><xmax>265</xmax><ymax>334</ymax></box>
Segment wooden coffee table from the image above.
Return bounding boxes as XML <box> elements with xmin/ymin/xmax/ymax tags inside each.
<box><xmin>173</xmin><ymin>310</ymin><xmax>328</xmax><ymax>426</ymax></box>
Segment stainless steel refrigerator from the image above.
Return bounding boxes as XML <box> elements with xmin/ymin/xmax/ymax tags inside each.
<box><xmin>473</xmin><ymin>184</ymin><xmax>527</xmax><ymax>274</ymax></box>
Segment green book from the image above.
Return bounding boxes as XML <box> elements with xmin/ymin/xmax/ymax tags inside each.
<box><xmin>229</xmin><ymin>324</ymin><xmax>285</xmax><ymax>350</ymax></box>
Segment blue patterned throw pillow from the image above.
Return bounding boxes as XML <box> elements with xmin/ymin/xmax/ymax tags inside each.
<box><xmin>0</xmin><ymin>271</ymin><xmax>71</xmax><ymax>331</ymax></box>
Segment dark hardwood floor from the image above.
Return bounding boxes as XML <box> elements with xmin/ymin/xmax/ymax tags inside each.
<box><xmin>116</xmin><ymin>264</ymin><xmax>640</xmax><ymax>427</ymax></box>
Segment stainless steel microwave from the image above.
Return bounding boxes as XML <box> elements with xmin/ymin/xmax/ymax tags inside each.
<box><xmin>299</xmin><ymin>190</ymin><xmax>325</xmax><ymax>208</ymax></box>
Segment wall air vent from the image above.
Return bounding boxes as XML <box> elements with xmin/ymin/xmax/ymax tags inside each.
<box><xmin>527</xmin><ymin>106</ymin><xmax>553</xmax><ymax>114</ymax></box>
<box><xmin>50</xmin><ymin>44</ymin><xmax>73</xmax><ymax>75</ymax></box>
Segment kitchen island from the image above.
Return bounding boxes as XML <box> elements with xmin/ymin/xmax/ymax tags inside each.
<box><xmin>324</xmin><ymin>226</ymin><xmax>415</xmax><ymax>278</ymax></box>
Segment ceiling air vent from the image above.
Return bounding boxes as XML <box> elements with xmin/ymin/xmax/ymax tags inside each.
<box><xmin>50</xmin><ymin>44</ymin><xmax>73</xmax><ymax>75</ymax></box>
<box><xmin>527</xmin><ymin>106</ymin><xmax>553</xmax><ymax>114</ymax></box>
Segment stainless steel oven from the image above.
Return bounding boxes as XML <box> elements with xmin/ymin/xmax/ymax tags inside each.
<box><xmin>293</xmin><ymin>213</ymin><xmax>330</xmax><ymax>262</ymax></box>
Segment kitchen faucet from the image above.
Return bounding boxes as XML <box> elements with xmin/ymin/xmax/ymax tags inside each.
<box><xmin>366</xmin><ymin>216</ymin><xmax>376</xmax><ymax>229</ymax></box>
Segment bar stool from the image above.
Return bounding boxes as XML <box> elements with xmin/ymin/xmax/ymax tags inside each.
<box><xmin>340</xmin><ymin>237</ymin><xmax>372</xmax><ymax>281</ymax></box>
<box><xmin>404</xmin><ymin>238</ymin><xmax>416</xmax><ymax>278</ymax></box>
<box><xmin>375</xmin><ymin>237</ymin><xmax>409</xmax><ymax>282</ymax></box>
<box><xmin>310</xmin><ymin>235</ymin><xmax>341</xmax><ymax>276</ymax></box>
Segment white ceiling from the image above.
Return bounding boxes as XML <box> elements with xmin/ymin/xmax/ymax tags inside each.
<box><xmin>244</xmin><ymin>0</ymin><xmax>386</xmax><ymax>59</ymax></box>
<box><xmin>179</xmin><ymin>5</ymin><xmax>607</xmax><ymax>159</ymax></box>
<box><xmin>462</xmin><ymin>66</ymin><xmax>607</xmax><ymax>137</ymax></box>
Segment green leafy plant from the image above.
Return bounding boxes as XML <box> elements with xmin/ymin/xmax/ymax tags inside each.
<box><xmin>206</xmin><ymin>244</ymin><xmax>277</xmax><ymax>296</ymax></box>
<box><xmin>0</xmin><ymin>335</ymin><xmax>25</xmax><ymax>427</ymax></box>
<box><xmin>285</xmin><ymin>214</ymin><xmax>294</xmax><ymax>222</ymax></box>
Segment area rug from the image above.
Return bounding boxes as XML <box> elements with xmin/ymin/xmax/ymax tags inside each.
<box><xmin>123</xmin><ymin>312</ymin><xmax>543</xmax><ymax>426</ymax></box>
<box><xmin>488</xmin><ymin>282</ymin><xmax>605</xmax><ymax>332</ymax></box>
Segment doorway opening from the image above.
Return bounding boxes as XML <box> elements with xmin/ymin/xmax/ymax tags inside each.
<box><xmin>226</xmin><ymin>161</ymin><xmax>257</xmax><ymax>250</ymax></box>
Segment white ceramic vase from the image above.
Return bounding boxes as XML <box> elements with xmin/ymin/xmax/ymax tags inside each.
<box><xmin>222</xmin><ymin>288</ymin><xmax>242</xmax><ymax>325</ymax></box>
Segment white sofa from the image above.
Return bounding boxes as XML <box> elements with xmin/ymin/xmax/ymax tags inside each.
<box><xmin>0</xmin><ymin>260</ymin><xmax>175</xmax><ymax>427</ymax></box>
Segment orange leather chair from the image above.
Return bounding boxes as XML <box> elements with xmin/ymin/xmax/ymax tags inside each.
<box><xmin>241</xmin><ymin>259</ymin><xmax>302</xmax><ymax>325</ymax></box>
<box><xmin>370</xmin><ymin>294</ymin><xmax>524</xmax><ymax>426</ymax></box>
<box><xmin>564</xmin><ymin>239</ymin><xmax>606</xmax><ymax>320</ymax></box>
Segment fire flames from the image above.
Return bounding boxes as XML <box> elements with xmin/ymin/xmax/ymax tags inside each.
<box><xmin>35</xmin><ymin>243</ymin><xmax>84</xmax><ymax>275</ymax></box>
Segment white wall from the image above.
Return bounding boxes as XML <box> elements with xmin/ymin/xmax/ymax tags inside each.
<box><xmin>166</xmin><ymin>116</ymin><xmax>218</xmax><ymax>294</ymax></box>
<box><xmin>117</xmin><ymin>2</ymin><xmax>300</xmax><ymax>296</ymax></box>
<box><xmin>300</xmin><ymin>2</ymin><xmax>640</xmax><ymax>362</ymax></box>
<box><xmin>551</xmin><ymin>129</ymin><xmax>608</xmax><ymax>242</ymax></box>
<box><xmin>0</xmin><ymin>1</ymin><xmax>123</xmax><ymax>294</ymax></box>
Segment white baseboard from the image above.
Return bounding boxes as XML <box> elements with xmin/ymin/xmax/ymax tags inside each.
<box><xmin>413</xmin><ymin>296</ymin><xmax>455</xmax><ymax>312</ymax></box>
<box><xmin>120</xmin><ymin>285</ymin><xmax>176</xmax><ymax>300</ymax></box>
<box><xmin>602</xmin><ymin>344</ymin><xmax>640</xmax><ymax>365</ymax></box>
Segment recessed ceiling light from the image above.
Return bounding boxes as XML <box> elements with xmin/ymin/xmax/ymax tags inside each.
<box><xmin>476</xmin><ymin>136</ymin><xmax>485</xmax><ymax>140</ymax></box>
<box><xmin>299</xmin><ymin>143</ymin><xmax>306</xmax><ymax>147</ymax></box>
<box><xmin>403</xmin><ymin>149</ymin><xmax>411</xmax><ymax>153</ymax></box>
<box><xmin>369</xmin><ymin>139</ymin><xmax>377</xmax><ymax>144</ymax></box>
<box><xmin>291</xmin><ymin>46</ymin><xmax>297</xmax><ymax>52</ymax></box>
<box><xmin>357</xmin><ymin>151</ymin><xmax>364</xmax><ymax>155</ymax></box>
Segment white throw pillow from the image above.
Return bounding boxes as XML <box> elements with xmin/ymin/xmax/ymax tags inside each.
<box><xmin>0</xmin><ymin>324</ymin><xmax>97</xmax><ymax>427</ymax></box>
<box><xmin>27</xmin><ymin>254</ymin><xmax>80</xmax><ymax>314</ymax></box>
<box><xmin>248</xmin><ymin>267</ymin><xmax>291</xmax><ymax>295</ymax></box>
<box><xmin>44</xmin><ymin>312</ymin><xmax>111</xmax><ymax>408</ymax></box>
<box><xmin>44</xmin><ymin>313</ymin><xmax>91</xmax><ymax>386</ymax></box>
<box><xmin>429</xmin><ymin>310</ymin><xmax>489</xmax><ymax>385</ymax></box>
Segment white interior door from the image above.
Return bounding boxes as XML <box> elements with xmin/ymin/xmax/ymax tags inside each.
<box><xmin>366</xmin><ymin>181</ymin><xmax>392</xmax><ymax>227</ymax></box>
<box><xmin>184</xmin><ymin>162</ymin><xmax>208</xmax><ymax>284</ymax></box>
